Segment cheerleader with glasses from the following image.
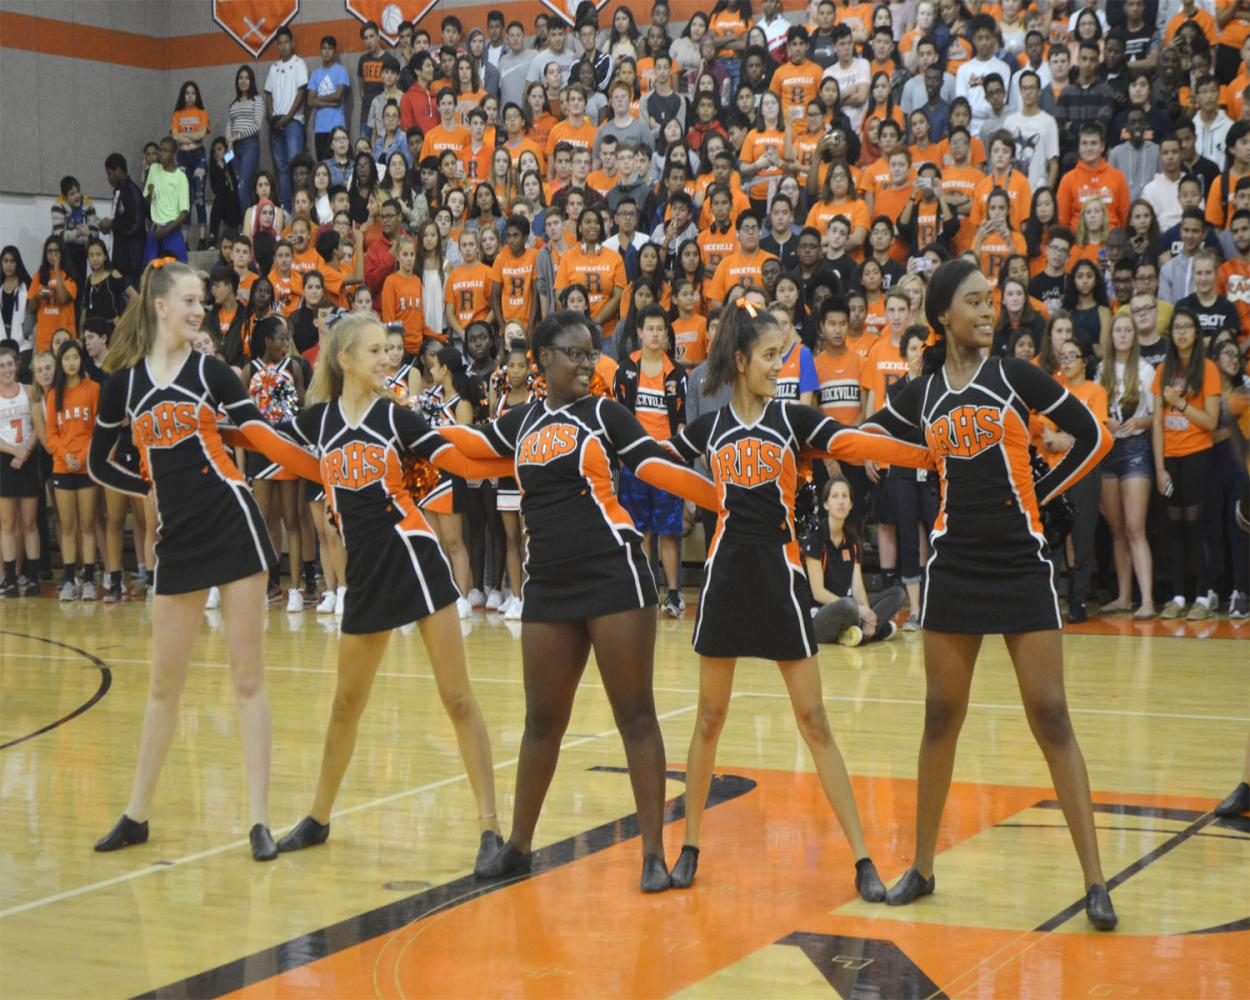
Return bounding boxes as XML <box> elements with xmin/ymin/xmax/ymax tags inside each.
<box><xmin>856</xmin><ymin>259</ymin><xmax>1119</xmax><ymax>930</ymax></box>
<box><xmin>437</xmin><ymin>311</ymin><xmax>719</xmax><ymax>893</ymax></box>
<box><xmin>87</xmin><ymin>258</ymin><xmax>321</xmax><ymax>861</ymax></box>
<box><xmin>665</xmin><ymin>298</ymin><xmax>936</xmax><ymax>898</ymax></box>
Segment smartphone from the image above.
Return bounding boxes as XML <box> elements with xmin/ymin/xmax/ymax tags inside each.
<box><xmin>916</xmin><ymin>176</ymin><xmax>931</xmax><ymax>189</ymax></box>
<box><xmin>224</xmin><ymin>150</ymin><xmax>235</xmax><ymax>164</ymax></box>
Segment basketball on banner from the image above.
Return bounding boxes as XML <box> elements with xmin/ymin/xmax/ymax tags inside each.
<box><xmin>213</xmin><ymin>0</ymin><xmax>300</xmax><ymax>57</ymax></box>
<box><xmin>540</xmin><ymin>0</ymin><xmax>611</xmax><ymax>26</ymax></box>
<box><xmin>344</xmin><ymin>0</ymin><xmax>438</xmax><ymax>43</ymax></box>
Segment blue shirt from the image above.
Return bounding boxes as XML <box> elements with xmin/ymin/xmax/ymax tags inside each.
<box><xmin>308</xmin><ymin>64</ymin><xmax>350</xmax><ymax>133</ymax></box>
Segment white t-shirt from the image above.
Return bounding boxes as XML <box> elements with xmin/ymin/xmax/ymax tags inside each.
<box><xmin>1003</xmin><ymin>110</ymin><xmax>1059</xmax><ymax>191</ymax></box>
<box><xmin>265</xmin><ymin>55</ymin><xmax>309</xmax><ymax>122</ymax></box>
<box><xmin>955</xmin><ymin>56</ymin><xmax>1013</xmax><ymax>125</ymax></box>
<box><xmin>821</xmin><ymin>58</ymin><xmax>871</xmax><ymax>131</ymax></box>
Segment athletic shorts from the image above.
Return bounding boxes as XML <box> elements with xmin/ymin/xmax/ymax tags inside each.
<box><xmin>51</xmin><ymin>472</ymin><xmax>92</xmax><ymax>491</ymax></box>
<box><xmin>0</xmin><ymin>456</ymin><xmax>41</xmax><ymax>498</ymax></box>
<box><xmin>618</xmin><ymin>466</ymin><xmax>684</xmax><ymax>536</ymax></box>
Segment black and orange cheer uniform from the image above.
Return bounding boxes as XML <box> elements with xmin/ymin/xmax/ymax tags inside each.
<box><xmin>440</xmin><ymin>396</ymin><xmax>717</xmax><ymax>622</ymax></box>
<box><xmin>288</xmin><ymin>398</ymin><xmax>509</xmax><ymax>634</ymax></box>
<box><xmin>87</xmin><ymin>352</ymin><xmax>320</xmax><ymax>595</ymax></box>
<box><xmin>862</xmin><ymin>357</ymin><xmax>1111</xmax><ymax>634</ymax></box>
<box><xmin>671</xmin><ymin>399</ymin><xmax>931</xmax><ymax>660</ymax></box>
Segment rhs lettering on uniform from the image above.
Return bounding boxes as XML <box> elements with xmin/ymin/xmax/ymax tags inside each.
<box><xmin>517</xmin><ymin>423</ymin><xmax>580</xmax><ymax>465</ymax></box>
<box><xmin>711</xmin><ymin>439</ymin><xmax>786</xmax><ymax>487</ymax></box>
<box><xmin>926</xmin><ymin>405</ymin><xmax>1004</xmax><ymax>459</ymax></box>
<box><xmin>323</xmin><ymin>442</ymin><xmax>389</xmax><ymax>490</ymax></box>
<box><xmin>131</xmin><ymin>401</ymin><xmax>200</xmax><ymax>448</ymax></box>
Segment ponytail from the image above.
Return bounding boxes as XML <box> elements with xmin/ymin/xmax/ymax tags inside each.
<box><xmin>104</xmin><ymin>258</ymin><xmax>199</xmax><ymax>373</ymax></box>
<box><xmin>702</xmin><ymin>295</ymin><xmax>778</xmax><ymax>396</ymax></box>
<box><xmin>306</xmin><ymin>312</ymin><xmax>388</xmax><ymax>405</ymax></box>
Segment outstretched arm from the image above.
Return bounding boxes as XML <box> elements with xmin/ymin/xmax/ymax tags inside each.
<box><xmin>603</xmin><ymin>400</ymin><xmax>720</xmax><ymax>511</ymax></box>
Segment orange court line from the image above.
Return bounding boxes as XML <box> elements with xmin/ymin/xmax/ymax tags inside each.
<box><xmin>217</xmin><ymin>772</ymin><xmax>1249</xmax><ymax>999</ymax></box>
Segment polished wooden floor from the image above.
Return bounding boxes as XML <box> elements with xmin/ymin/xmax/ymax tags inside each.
<box><xmin>1</xmin><ymin>593</ymin><xmax>1246</xmax><ymax>999</ymax></box>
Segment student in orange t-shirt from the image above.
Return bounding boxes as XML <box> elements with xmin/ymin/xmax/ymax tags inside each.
<box><xmin>870</xmin><ymin>150</ymin><xmax>916</xmax><ymax>262</ymax></box>
<box><xmin>503</xmin><ymin>101</ymin><xmax>545</xmax><ymax>174</ymax></box>
<box><xmin>268</xmin><ymin>241</ymin><xmax>304</xmax><ymax>316</ymax></box>
<box><xmin>443</xmin><ymin>230</ymin><xmax>493</xmax><ymax>341</ymax></box>
<box><xmin>806</xmin><ymin>162</ymin><xmax>870</xmax><ymax>257</ymax></box>
<box><xmin>1040</xmin><ymin>341</ymin><xmax>1108</xmax><ymax>616</ymax></box>
<box><xmin>770</xmin><ymin>28</ymin><xmax>825</xmax><ymax>123</ymax></box>
<box><xmin>554</xmin><ymin>209</ymin><xmax>628</xmax><ymax>340</ymax></box>
<box><xmin>380</xmin><ymin>235</ymin><xmax>426</xmax><ymax>353</ymax></box>
<box><xmin>706</xmin><ymin>211</ymin><xmax>778</xmax><ymax>308</ymax></box>
<box><xmin>740</xmin><ymin>93</ymin><xmax>787</xmax><ymax>209</ymax></box>
<box><xmin>45</xmin><ymin>340</ymin><xmax>101</xmax><ymax>597</ymax></box>
<box><xmin>814</xmin><ymin>297</ymin><xmax>863</xmax><ymax>424</ymax></box>
<box><xmin>491</xmin><ymin>217</ymin><xmax>539</xmax><ymax>330</ymax></box>
<box><xmin>671</xmin><ymin>278</ymin><xmax>709</xmax><ymax>367</ymax></box>
<box><xmin>28</xmin><ymin>238</ymin><xmax>78</xmax><ymax>352</ymax></box>
<box><xmin>545</xmin><ymin>85</ymin><xmax>596</xmax><ymax>175</ymax></box>
<box><xmin>1152</xmin><ymin>308</ymin><xmax>1223</xmax><ymax>619</ymax></box>
<box><xmin>420</xmin><ymin>88</ymin><xmax>470</xmax><ymax>165</ymax></box>
<box><xmin>289</xmin><ymin>218</ymin><xmax>321</xmax><ymax>276</ymax></box>
<box><xmin>860</xmin><ymin>289</ymin><xmax>910</xmax><ymax>412</ymax></box>
<box><xmin>970</xmin><ymin>133</ymin><xmax>1034</xmax><ymax>231</ymax></box>
<box><xmin>170</xmin><ymin>81</ymin><xmax>210</xmax><ymax>244</ymax></box>
<box><xmin>709</xmin><ymin>1</ymin><xmax>750</xmax><ymax>58</ymax></box>
<box><xmin>698</xmin><ymin>185</ymin><xmax>741</xmax><ymax>277</ymax></box>
<box><xmin>973</xmin><ymin>189</ymin><xmax>1028</xmax><ymax>282</ymax></box>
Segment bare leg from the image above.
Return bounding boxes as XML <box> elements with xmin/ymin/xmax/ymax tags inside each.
<box><xmin>681</xmin><ymin>657</ymin><xmax>737</xmax><ymax>847</ymax></box>
<box><xmin>1005</xmin><ymin>630</ymin><xmax>1106</xmax><ymax>890</ymax></box>
<box><xmin>76</xmin><ymin>486</ymin><xmax>98</xmax><ymax>566</ymax></box>
<box><xmin>587</xmin><ymin>607</ymin><xmax>667</xmax><ymax>860</ymax></box>
<box><xmin>501</xmin><ymin>511</ymin><xmax>524</xmax><ymax>595</ymax></box>
<box><xmin>419</xmin><ymin>603</ymin><xmax>499</xmax><ymax>832</ymax></box>
<box><xmin>659</xmin><ymin>535</ymin><xmax>680</xmax><ymax>592</ymax></box>
<box><xmin>910</xmin><ymin>630</ymin><xmax>981</xmax><ymax>877</ymax></box>
<box><xmin>279</xmin><ymin>480</ymin><xmax>301</xmax><ymax>589</ymax></box>
<box><xmin>54</xmin><ymin>488</ymin><xmax>78</xmax><ymax>566</ymax></box>
<box><xmin>1099</xmin><ymin>478</ymin><xmax>1133</xmax><ymax>610</ymax></box>
<box><xmin>1123</xmin><ymin>477</ymin><xmax>1154</xmax><ymax>614</ymax></box>
<box><xmin>506</xmin><ymin>620</ymin><xmax>591</xmax><ymax>851</ymax></box>
<box><xmin>433</xmin><ymin>510</ymin><xmax>472</xmax><ymax>595</ymax></box>
<box><xmin>220</xmin><ymin>571</ymin><xmax>272</xmax><ymax>826</ymax></box>
<box><xmin>778</xmin><ymin>656</ymin><xmax>871</xmax><ymax>860</ymax></box>
<box><xmin>122</xmin><ymin>589</ymin><xmax>206</xmax><ymax>820</ymax></box>
<box><xmin>308</xmin><ymin>629</ymin><xmax>391</xmax><ymax>822</ymax></box>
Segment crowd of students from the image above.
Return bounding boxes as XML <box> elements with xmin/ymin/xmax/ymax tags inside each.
<box><xmin>2</xmin><ymin>0</ymin><xmax>1249</xmax><ymax>628</ymax></box>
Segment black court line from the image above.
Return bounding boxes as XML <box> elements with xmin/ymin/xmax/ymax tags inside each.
<box><xmin>998</xmin><ymin>823</ymin><xmax>1250</xmax><ymax>842</ymax></box>
<box><xmin>0</xmin><ymin>630</ymin><xmax>112</xmax><ymax>751</ymax></box>
<box><xmin>1032</xmin><ymin>800</ymin><xmax>1221</xmax><ymax>933</ymax></box>
<box><xmin>138</xmin><ymin>769</ymin><xmax>757</xmax><ymax>999</ymax></box>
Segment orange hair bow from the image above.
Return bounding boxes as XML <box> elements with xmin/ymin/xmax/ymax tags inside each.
<box><xmin>149</xmin><ymin>256</ymin><xmax>176</xmax><ymax>270</ymax></box>
<box><xmin>735</xmin><ymin>297</ymin><xmax>759</xmax><ymax>318</ymax></box>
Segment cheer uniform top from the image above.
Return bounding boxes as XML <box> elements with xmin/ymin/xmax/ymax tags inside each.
<box><xmin>671</xmin><ymin>400</ymin><xmax>931</xmax><ymax>660</ymax></box>
<box><xmin>440</xmin><ymin>395</ymin><xmax>717</xmax><ymax>622</ymax></box>
<box><xmin>418</xmin><ymin>390</ymin><xmax>464</xmax><ymax>514</ymax></box>
<box><xmin>289</xmin><ymin>398</ymin><xmax>507</xmax><ymax>633</ymax></box>
<box><xmin>862</xmin><ymin>357</ymin><xmax>1111</xmax><ymax>634</ymax></box>
<box><xmin>0</xmin><ymin>384</ymin><xmax>38</xmax><ymax>497</ymax></box>
<box><xmin>87</xmin><ymin>352</ymin><xmax>319</xmax><ymax>595</ymax></box>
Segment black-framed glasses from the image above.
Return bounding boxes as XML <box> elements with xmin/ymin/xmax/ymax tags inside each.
<box><xmin>549</xmin><ymin>345</ymin><xmax>601</xmax><ymax>365</ymax></box>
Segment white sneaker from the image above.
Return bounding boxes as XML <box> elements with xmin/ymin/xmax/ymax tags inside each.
<box><xmin>485</xmin><ymin>588</ymin><xmax>504</xmax><ymax>611</ymax></box>
<box><xmin>205</xmin><ymin>586</ymin><xmax>221</xmax><ymax>610</ymax></box>
<box><xmin>59</xmin><ymin>579</ymin><xmax>77</xmax><ymax>602</ymax></box>
<box><xmin>286</xmin><ymin>588</ymin><xmax>304</xmax><ymax>612</ymax></box>
<box><xmin>466</xmin><ymin>587</ymin><xmax>485</xmax><ymax>608</ymax></box>
<box><xmin>504</xmin><ymin>595</ymin><xmax>523</xmax><ymax>620</ymax></box>
<box><xmin>334</xmin><ymin>586</ymin><xmax>346</xmax><ymax>615</ymax></box>
<box><xmin>316</xmin><ymin>590</ymin><xmax>336</xmax><ymax>614</ymax></box>
<box><xmin>80</xmin><ymin>580</ymin><xmax>97</xmax><ymax>602</ymax></box>
<box><xmin>456</xmin><ymin>596</ymin><xmax>472</xmax><ymax>618</ymax></box>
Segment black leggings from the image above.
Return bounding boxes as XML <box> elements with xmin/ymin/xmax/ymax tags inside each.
<box><xmin>885</xmin><ymin>474</ymin><xmax>939</xmax><ymax>583</ymax></box>
<box><xmin>1163</xmin><ymin>449</ymin><xmax>1212</xmax><ymax>601</ymax></box>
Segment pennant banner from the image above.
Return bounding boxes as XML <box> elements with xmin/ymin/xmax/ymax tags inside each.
<box><xmin>213</xmin><ymin>0</ymin><xmax>301</xmax><ymax>58</ymax></box>
<box><xmin>344</xmin><ymin>0</ymin><xmax>440</xmax><ymax>44</ymax></box>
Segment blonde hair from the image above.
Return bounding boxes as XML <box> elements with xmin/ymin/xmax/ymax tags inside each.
<box><xmin>104</xmin><ymin>259</ymin><xmax>200</xmax><ymax>372</ymax></box>
<box><xmin>1076</xmin><ymin>199</ymin><xmax>1109</xmax><ymax>245</ymax></box>
<box><xmin>306</xmin><ymin>312</ymin><xmax>390</xmax><ymax>405</ymax></box>
<box><xmin>30</xmin><ymin>351</ymin><xmax>55</xmax><ymax>402</ymax></box>
<box><xmin>1098</xmin><ymin>313</ymin><xmax>1143</xmax><ymax>418</ymax></box>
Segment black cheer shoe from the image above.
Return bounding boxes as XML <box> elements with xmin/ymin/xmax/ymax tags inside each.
<box><xmin>94</xmin><ymin>814</ymin><xmax>149</xmax><ymax>852</ymax></box>
<box><xmin>250</xmin><ymin>824</ymin><xmax>278</xmax><ymax>862</ymax></box>
<box><xmin>473</xmin><ymin>830</ymin><xmax>505</xmax><ymax>876</ymax></box>
<box><xmin>641</xmin><ymin>854</ymin><xmax>671</xmax><ymax>893</ymax></box>
<box><xmin>276</xmin><ymin>816</ymin><xmax>330</xmax><ymax>853</ymax></box>
<box><xmin>1085</xmin><ymin>884</ymin><xmax>1118</xmax><ymax>931</ymax></box>
<box><xmin>885</xmin><ymin>868</ymin><xmax>935</xmax><ymax>906</ymax></box>
<box><xmin>669</xmin><ymin>845</ymin><xmax>700</xmax><ymax>888</ymax></box>
<box><xmin>1214</xmin><ymin>781</ymin><xmax>1250</xmax><ymax>817</ymax></box>
<box><xmin>855</xmin><ymin>857</ymin><xmax>887</xmax><ymax>902</ymax></box>
<box><xmin>474</xmin><ymin>841</ymin><xmax>531</xmax><ymax>879</ymax></box>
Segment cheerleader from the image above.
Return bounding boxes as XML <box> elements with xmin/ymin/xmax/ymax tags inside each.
<box><xmin>857</xmin><ymin>259</ymin><xmax>1118</xmax><ymax>930</ymax></box>
<box><xmin>383</xmin><ymin>324</ymin><xmax>418</xmax><ymax>401</ymax></box>
<box><xmin>87</xmin><ymin>258</ymin><xmax>321</xmax><ymax>861</ymax></box>
<box><xmin>437</xmin><ymin>310</ymin><xmax>720</xmax><ymax>893</ymax></box>
<box><xmin>276</xmin><ymin>314</ymin><xmax>512</xmax><ymax>864</ymax></box>
<box><xmin>665</xmin><ymin>298</ymin><xmax>934</xmax><ymax>898</ymax></box>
